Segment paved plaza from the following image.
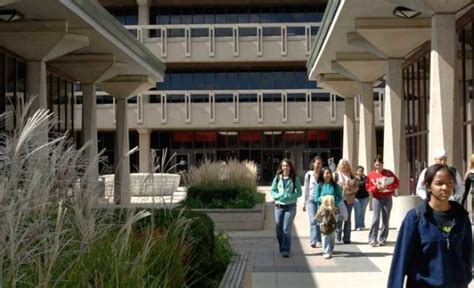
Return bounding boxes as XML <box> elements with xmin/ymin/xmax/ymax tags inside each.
<box><xmin>229</xmin><ymin>187</ymin><xmax>474</xmax><ymax>288</ymax></box>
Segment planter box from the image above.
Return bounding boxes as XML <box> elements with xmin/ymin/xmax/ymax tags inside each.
<box><xmin>192</xmin><ymin>203</ymin><xmax>265</xmax><ymax>231</ymax></box>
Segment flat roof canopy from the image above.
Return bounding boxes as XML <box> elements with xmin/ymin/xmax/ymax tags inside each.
<box><xmin>1</xmin><ymin>0</ymin><xmax>165</xmax><ymax>82</ymax></box>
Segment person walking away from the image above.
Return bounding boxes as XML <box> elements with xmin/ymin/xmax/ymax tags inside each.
<box><xmin>461</xmin><ymin>154</ymin><xmax>474</xmax><ymax>208</ymax></box>
<box><xmin>354</xmin><ymin>166</ymin><xmax>369</xmax><ymax>231</ymax></box>
<box><xmin>388</xmin><ymin>164</ymin><xmax>472</xmax><ymax>288</ymax></box>
<box><xmin>303</xmin><ymin>156</ymin><xmax>323</xmax><ymax>248</ymax></box>
<box><xmin>271</xmin><ymin>159</ymin><xmax>302</xmax><ymax>258</ymax></box>
<box><xmin>416</xmin><ymin>148</ymin><xmax>464</xmax><ymax>203</ymax></box>
<box><xmin>334</xmin><ymin>159</ymin><xmax>358</xmax><ymax>244</ymax></box>
<box><xmin>366</xmin><ymin>155</ymin><xmax>399</xmax><ymax>247</ymax></box>
<box><xmin>313</xmin><ymin>167</ymin><xmax>342</xmax><ymax>259</ymax></box>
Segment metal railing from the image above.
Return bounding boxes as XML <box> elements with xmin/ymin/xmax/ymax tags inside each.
<box><xmin>124</xmin><ymin>22</ymin><xmax>320</xmax><ymax>57</ymax></box>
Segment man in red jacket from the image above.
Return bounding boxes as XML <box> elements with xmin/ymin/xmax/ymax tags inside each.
<box><xmin>366</xmin><ymin>155</ymin><xmax>400</xmax><ymax>247</ymax></box>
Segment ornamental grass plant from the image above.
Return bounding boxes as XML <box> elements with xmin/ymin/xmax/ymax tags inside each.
<box><xmin>183</xmin><ymin>159</ymin><xmax>264</xmax><ymax>208</ymax></box>
<box><xmin>0</xmin><ymin>107</ymin><xmax>231</xmax><ymax>287</ymax></box>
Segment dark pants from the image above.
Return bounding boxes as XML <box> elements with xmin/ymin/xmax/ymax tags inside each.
<box><xmin>336</xmin><ymin>201</ymin><xmax>353</xmax><ymax>243</ymax></box>
<box><xmin>274</xmin><ymin>203</ymin><xmax>297</xmax><ymax>253</ymax></box>
<box><xmin>369</xmin><ymin>197</ymin><xmax>392</xmax><ymax>244</ymax></box>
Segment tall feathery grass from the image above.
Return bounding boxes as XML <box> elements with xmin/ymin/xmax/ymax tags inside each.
<box><xmin>183</xmin><ymin>159</ymin><xmax>264</xmax><ymax>208</ymax></box>
<box><xmin>0</xmin><ymin>108</ymin><xmax>227</xmax><ymax>287</ymax></box>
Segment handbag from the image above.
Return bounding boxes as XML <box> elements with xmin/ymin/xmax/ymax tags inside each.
<box><xmin>335</xmin><ymin>201</ymin><xmax>348</xmax><ymax>222</ymax></box>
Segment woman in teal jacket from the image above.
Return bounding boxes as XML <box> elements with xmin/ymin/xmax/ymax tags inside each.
<box><xmin>388</xmin><ymin>164</ymin><xmax>472</xmax><ymax>287</ymax></box>
<box><xmin>313</xmin><ymin>167</ymin><xmax>342</xmax><ymax>259</ymax></box>
<box><xmin>271</xmin><ymin>158</ymin><xmax>302</xmax><ymax>258</ymax></box>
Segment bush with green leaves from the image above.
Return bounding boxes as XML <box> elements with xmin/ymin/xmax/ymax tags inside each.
<box><xmin>183</xmin><ymin>160</ymin><xmax>264</xmax><ymax>208</ymax></box>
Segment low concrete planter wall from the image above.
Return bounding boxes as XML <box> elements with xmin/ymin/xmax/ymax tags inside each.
<box><xmin>192</xmin><ymin>203</ymin><xmax>265</xmax><ymax>231</ymax></box>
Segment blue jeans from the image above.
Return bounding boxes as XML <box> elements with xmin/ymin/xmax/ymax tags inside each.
<box><xmin>336</xmin><ymin>201</ymin><xmax>353</xmax><ymax>243</ymax></box>
<box><xmin>369</xmin><ymin>197</ymin><xmax>392</xmax><ymax>243</ymax></box>
<box><xmin>322</xmin><ymin>232</ymin><xmax>335</xmax><ymax>255</ymax></box>
<box><xmin>306</xmin><ymin>200</ymin><xmax>321</xmax><ymax>245</ymax></box>
<box><xmin>354</xmin><ymin>197</ymin><xmax>369</xmax><ymax>229</ymax></box>
<box><xmin>275</xmin><ymin>203</ymin><xmax>297</xmax><ymax>253</ymax></box>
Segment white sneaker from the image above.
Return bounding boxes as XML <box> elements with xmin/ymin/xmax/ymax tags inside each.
<box><xmin>323</xmin><ymin>253</ymin><xmax>332</xmax><ymax>259</ymax></box>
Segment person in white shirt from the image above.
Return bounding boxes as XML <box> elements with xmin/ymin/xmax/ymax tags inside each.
<box><xmin>303</xmin><ymin>156</ymin><xmax>323</xmax><ymax>248</ymax></box>
<box><xmin>416</xmin><ymin>149</ymin><xmax>464</xmax><ymax>202</ymax></box>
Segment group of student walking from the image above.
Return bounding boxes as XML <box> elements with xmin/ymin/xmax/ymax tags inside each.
<box><xmin>271</xmin><ymin>150</ymin><xmax>474</xmax><ymax>287</ymax></box>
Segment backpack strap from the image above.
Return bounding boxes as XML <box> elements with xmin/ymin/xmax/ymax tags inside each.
<box><xmin>414</xmin><ymin>204</ymin><xmax>423</xmax><ymax>222</ymax></box>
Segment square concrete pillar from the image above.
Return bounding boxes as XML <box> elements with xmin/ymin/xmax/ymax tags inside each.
<box><xmin>384</xmin><ymin>58</ymin><xmax>408</xmax><ymax>195</ymax></box>
<box><xmin>343</xmin><ymin>97</ymin><xmax>356</xmax><ymax>166</ymax></box>
<box><xmin>358</xmin><ymin>82</ymin><xmax>376</xmax><ymax>172</ymax></box>
<box><xmin>137</xmin><ymin>128</ymin><xmax>151</xmax><ymax>173</ymax></box>
<box><xmin>428</xmin><ymin>13</ymin><xmax>457</xmax><ymax>166</ymax></box>
<box><xmin>114</xmin><ymin>97</ymin><xmax>131</xmax><ymax>205</ymax></box>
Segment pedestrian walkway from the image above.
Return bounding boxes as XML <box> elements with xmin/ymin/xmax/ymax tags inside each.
<box><xmin>229</xmin><ymin>187</ymin><xmax>474</xmax><ymax>288</ymax></box>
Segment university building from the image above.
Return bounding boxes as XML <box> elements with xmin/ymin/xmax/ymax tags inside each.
<box><xmin>0</xmin><ymin>0</ymin><xmax>387</xmax><ymax>187</ymax></box>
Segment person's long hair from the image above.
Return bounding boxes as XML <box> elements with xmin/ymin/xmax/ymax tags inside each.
<box><xmin>336</xmin><ymin>158</ymin><xmax>355</xmax><ymax>178</ymax></box>
<box><xmin>276</xmin><ymin>158</ymin><xmax>296</xmax><ymax>182</ymax></box>
<box><xmin>317</xmin><ymin>167</ymin><xmax>338</xmax><ymax>189</ymax></box>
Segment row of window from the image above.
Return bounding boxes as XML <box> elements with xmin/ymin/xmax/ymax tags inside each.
<box><xmin>156</xmin><ymin>70</ymin><xmax>318</xmax><ymax>90</ymax></box>
<box><xmin>107</xmin><ymin>5</ymin><xmax>325</xmax><ymax>26</ymax></box>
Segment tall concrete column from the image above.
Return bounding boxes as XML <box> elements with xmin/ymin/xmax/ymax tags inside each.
<box><xmin>384</xmin><ymin>58</ymin><xmax>408</xmax><ymax>195</ymax></box>
<box><xmin>343</xmin><ymin>97</ymin><xmax>356</xmax><ymax>166</ymax></box>
<box><xmin>27</xmin><ymin>61</ymin><xmax>48</xmax><ymax>110</ymax></box>
<box><xmin>428</xmin><ymin>13</ymin><xmax>457</xmax><ymax>166</ymax></box>
<box><xmin>137</xmin><ymin>128</ymin><xmax>151</xmax><ymax>173</ymax></box>
<box><xmin>358</xmin><ymin>82</ymin><xmax>376</xmax><ymax>172</ymax></box>
<box><xmin>115</xmin><ymin>97</ymin><xmax>131</xmax><ymax>205</ymax></box>
<box><xmin>137</xmin><ymin>0</ymin><xmax>150</xmax><ymax>40</ymax></box>
<box><xmin>98</xmin><ymin>75</ymin><xmax>155</xmax><ymax>205</ymax></box>
<box><xmin>82</xmin><ymin>84</ymin><xmax>99</xmax><ymax>178</ymax></box>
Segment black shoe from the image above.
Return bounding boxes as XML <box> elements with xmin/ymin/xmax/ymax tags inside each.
<box><xmin>343</xmin><ymin>240</ymin><xmax>351</xmax><ymax>244</ymax></box>
<box><xmin>336</xmin><ymin>234</ymin><xmax>342</xmax><ymax>242</ymax></box>
<box><xmin>310</xmin><ymin>243</ymin><xmax>317</xmax><ymax>248</ymax></box>
<box><xmin>281</xmin><ymin>251</ymin><xmax>290</xmax><ymax>258</ymax></box>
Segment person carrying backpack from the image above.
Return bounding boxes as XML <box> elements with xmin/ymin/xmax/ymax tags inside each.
<box><xmin>313</xmin><ymin>167</ymin><xmax>342</xmax><ymax>259</ymax></box>
<box><xmin>271</xmin><ymin>159</ymin><xmax>302</xmax><ymax>258</ymax></box>
<box><xmin>388</xmin><ymin>164</ymin><xmax>472</xmax><ymax>288</ymax></box>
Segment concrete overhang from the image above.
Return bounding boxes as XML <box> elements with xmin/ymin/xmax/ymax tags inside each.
<box><xmin>317</xmin><ymin>73</ymin><xmax>359</xmax><ymax>98</ymax></box>
<box><xmin>354</xmin><ymin>18</ymin><xmax>431</xmax><ymax>58</ymax></box>
<box><xmin>307</xmin><ymin>0</ymin><xmax>436</xmax><ymax>81</ymax></box>
<box><xmin>1</xmin><ymin>0</ymin><xmax>165</xmax><ymax>82</ymax></box>
<box><xmin>333</xmin><ymin>52</ymin><xmax>386</xmax><ymax>82</ymax></box>
<box><xmin>49</xmin><ymin>54</ymin><xmax>127</xmax><ymax>84</ymax></box>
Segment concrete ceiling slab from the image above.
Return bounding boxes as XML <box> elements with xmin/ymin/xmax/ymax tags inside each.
<box><xmin>49</xmin><ymin>54</ymin><xmax>127</xmax><ymax>84</ymax></box>
<box><xmin>0</xmin><ymin>21</ymin><xmax>89</xmax><ymax>61</ymax></box>
<box><xmin>355</xmin><ymin>18</ymin><xmax>431</xmax><ymax>58</ymax></box>
<box><xmin>333</xmin><ymin>52</ymin><xmax>386</xmax><ymax>82</ymax></box>
<box><xmin>317</xmin><ymin>73</ymin><xmax>359</xmax><ymax>98</ymax></box>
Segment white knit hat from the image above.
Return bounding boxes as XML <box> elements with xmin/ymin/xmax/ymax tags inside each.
<box><xmin>433</xmin><ymin>148</ymin><xmax>448</xmax><ymax>159</ymax></box>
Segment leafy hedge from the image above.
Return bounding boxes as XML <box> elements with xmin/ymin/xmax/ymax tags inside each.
<box><xmin>183</xmin><ymin>160</ymin><xmax>263</xmax><ymax>209</ymax></box>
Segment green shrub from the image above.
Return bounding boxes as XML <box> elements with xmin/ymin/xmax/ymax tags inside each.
<box><xmin>184</xmin><ymin>160</ymin><xmax>261</xmax><ymax>209</ymax></box>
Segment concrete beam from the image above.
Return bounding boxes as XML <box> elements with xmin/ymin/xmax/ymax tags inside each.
<box><xmin>0</xmin><ymin>21</ymin><xmax>89</xmax><ymax>61</ymax></box>
<box><xmin>317</xmin><ymin>73</ymin><xmax>359</xmax><ymax>98</ymax></box>
<box><xmin>390</xmin><ymin>0</ymin><xmax>471</xmax><ymax>14</ymax></box>
<box><xmin>333</xmin><ymin>52</ymin><xmax>386</xmax><ymax>83</ymax></box>
<box><xmin>354</xmin><ymin>18</ymin><xmax>431</xmax><ymax>59</ymax></box>
<box><xmin>49</xmin><ymin>54</ymin><xmax>127</xmax><ymax>84</ymax></box>
<box><xmin>0</xmin><ymin>0</ymin><xmax>18</xmax><ymax>5</ymax></box>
